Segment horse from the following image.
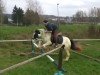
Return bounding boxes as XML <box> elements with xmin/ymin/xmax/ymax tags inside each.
<box><xmin>33</xmin><ymin>29</ymin><xmax>82</xmax><ymax>61</ymax></box>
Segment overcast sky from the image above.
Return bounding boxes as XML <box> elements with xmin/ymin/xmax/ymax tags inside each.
<box><xmin>3</xmin><ymin>0</ymin><xmax>100</xmax><ymax>17</ymax></box>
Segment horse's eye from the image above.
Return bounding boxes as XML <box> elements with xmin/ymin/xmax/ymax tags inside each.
<box><xmin>39</xmin><ymin>32</ymin><xmax>40</xmax><ymax>34</ymax></box>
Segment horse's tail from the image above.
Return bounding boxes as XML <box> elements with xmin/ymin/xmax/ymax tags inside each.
<box><xmin>70</xmin><ymin>39</ymin><xmax>82</xmax><ymax>52</ymax></box>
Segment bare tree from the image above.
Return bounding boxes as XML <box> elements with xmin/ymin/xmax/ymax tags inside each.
<box><xmin>89</xmin><ymin>7</ymin><xmax>97</xmax><ymax>17</ymax></box>
<box><xmin>75</xmin><ymin>11</ymin><xmax>84</xmax><ymax>17</ymax></box>
<box><xmin>25</xmin><ymin>0</ymin><xmax>43</xmax><ymax>25</ymax></box>
<box><xmin>97</xmin><ymin>8</ymin><xmax>100</xmax><ymax>17</ymax></box>
<box><xmin>97</xmin><ymin>8</ymin><xmax>100</xmax><ymax>23</ymax></box>
<box><xmin>26</xmin><ymin>0</ymin><xmax>42</xmax><ymax>14</ymax></box>
<box><xmin>73</xmin><ymin>10</ymin><xmax>87</xmax><ymax>23</ymax></box>
<box><xmin>0</xmin><ymin>0</ymin><xmax>5</xmax><ymax>24</ymax></box>
<box><xmin>89</xmin><ymin>7</ymin><xmax>100</xmax><ymax>24</ymax></box>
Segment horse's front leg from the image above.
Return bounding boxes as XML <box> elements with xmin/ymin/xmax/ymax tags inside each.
<box><xmin>64</xmin><ymin>47</ymin><xmax>70</xmax><ymax>61</ymax></box>
<box><xmin>43</xmin><ymin>41</ymin><xmax>51</xmax><ymax>48</ymax></box>
<box><xmin>38</xmin><ymin>40</ymin><xmax>42</xmax><ymax>47</ymax></box>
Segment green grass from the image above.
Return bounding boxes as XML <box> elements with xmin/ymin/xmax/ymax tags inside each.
<box><xmin>1</xmin><ymin>24</ymin><xmax>99</xmax><ymax>39</ymax></box>
<box><xmin>0</xmin><ymin>25</ymin><xmax>100</xmax><ymax>75</ymax></box>
<box><xmin>81</xmin><ymin>41</ymin><xmax>100</xmax><ymax>59</ymax></box>
<box><xmin>1</xmin><ymin>24</ymin><xmax>99</xmax><ymax>40</ymax></box>
<box><xmin>0</xmin><ymin>25</ymin><xmax>43</xmax><ymax>40</ymax></box>
<box><xmin>0</xmin><ymin>42</ymin><xmax>32</xmax><ymax>69</ymax></box>
<box><xmin>1</xmin><ymin>54</ymin><xmax>100</xmax><ymax>75</ymax></box>
<box><xmin>0</xmin><ymin>41</ymin><xmax>100</xmax><ymax>75</ymax></box>
<box><xmin>59</xmin><ymin>24</ymin><xmax>89</xmax><ymax>38</ymax></box>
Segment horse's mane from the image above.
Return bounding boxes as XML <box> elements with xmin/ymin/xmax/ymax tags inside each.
<box><xmin>38</xmin><ymin>29</ymin><xmax>45</xmax><ymax>31</ymax></box>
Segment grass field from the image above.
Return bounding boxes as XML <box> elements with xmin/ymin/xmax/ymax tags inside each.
<box><xmin>0</xmin><ymin>25</ymin><xmax>100</xmax><ymax>75</ymax></box>
<box><xmin>1</xmin><ymin>24</ymin><xmax>99</xmax><ymax>40</ymax></box>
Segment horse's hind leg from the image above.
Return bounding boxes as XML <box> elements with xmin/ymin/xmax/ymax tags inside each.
<box><xmin>64</xmin><ymin>47</ymin><xmax>70</xmax><ymax>61</ymax></box>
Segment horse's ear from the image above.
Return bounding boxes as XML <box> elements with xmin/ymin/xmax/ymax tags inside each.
<box><xmin>34</xmin><ymin>30</ymin><xmax>39</xmax><ymax>33</ymax></box>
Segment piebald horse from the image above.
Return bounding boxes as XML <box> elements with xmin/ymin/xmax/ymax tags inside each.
<box><xmin>33</xmin><ymin>29</ymin><xmax>81</xmax><ymax>61</ymax></box>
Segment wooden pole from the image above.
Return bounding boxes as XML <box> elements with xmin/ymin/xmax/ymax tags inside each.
<box><xmin>0</xmin><ymin>39</ymin><xmax>100</xmax><ymax>43</ymax></box>
<box><xmin>0</xmin><ymin>45</ymin><xmax>62</xmax><ymax>74</ymax></box>
<box><xmin>55</xmin><ymin>47</ymin><xmax>64</xmax><ymax>75</ymax></box>
<box><xmin>58</xmin><ymin>48</ymin><xmax>63</xmax><ymax>71</ymax></box>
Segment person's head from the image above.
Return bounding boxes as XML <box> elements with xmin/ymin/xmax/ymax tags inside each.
<box><xmin>43</xmin><ymin>20</ymin><xmax>48</xmax><ymax>25</ymax></box>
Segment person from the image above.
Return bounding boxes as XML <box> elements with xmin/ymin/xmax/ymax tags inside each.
<box><xmin>43</xmin><ymin>20</ymin><xmax>58</xmax><ymax>46</ymax></box>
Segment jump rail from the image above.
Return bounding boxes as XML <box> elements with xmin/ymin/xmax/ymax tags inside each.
<box><xmin>32</xmin><ymin>40</ymin><xmax>65</xmax><ymax>72</ymax></box>
<box><xmin>0</xmin><ymin>39</ymin><xmax>100</xmax><ymax>42</ymax></box>
<box><xmin>73</xmin><ymin>39</ymin><xmax>100</xmax><ymax>41</ymax></box>
<box><xmin>0</xmin><ymin>40</ymin><xmax>31</xmax><ymax>42</ymax></box>
<box><xmin>0</xmin><ymin>45</ymin><xmax>63</xmax><ymax>74</ymax></box>
<box><xmin>72</xmin><ymin>50</ymin><xmax>100</xmax><ymax>62</ymax></box>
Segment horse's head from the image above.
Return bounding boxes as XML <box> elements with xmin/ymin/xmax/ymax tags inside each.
<box><xmin>33</xmin><ymin>29</ymin><xmax>41</xmax><ymax>39</ymax></box>
<box><xmin>33</xmin><ymin>29</ymin><xmax>45</xmax><ymax>39</ymax></box>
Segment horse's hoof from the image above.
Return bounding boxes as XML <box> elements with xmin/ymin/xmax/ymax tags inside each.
<box><xmin>63</xmin><ymin>59</ymin><xmax>69</xmax><ymax>61</ymax></box>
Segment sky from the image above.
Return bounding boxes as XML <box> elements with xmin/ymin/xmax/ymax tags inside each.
<box><xmin>3</xmin><ymin>0</ymin><xmax>100</xmax><ymax>17</ymax></box>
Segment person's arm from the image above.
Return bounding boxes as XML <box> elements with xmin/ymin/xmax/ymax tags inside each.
<box><xmin>45</xmin><ymin>23</ymin><xmax>52</xmax><ymax>33</ymax></box>
<box><xmin>45</xmin><ymin>26</ymin><xmax>51</xmax><ymax>33</ymax></box>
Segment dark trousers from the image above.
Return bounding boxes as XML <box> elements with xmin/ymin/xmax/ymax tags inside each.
<box><xmin>51</xmin><ymin>30</ymin><xmax>58</xmax><ymax>45</ymax></box>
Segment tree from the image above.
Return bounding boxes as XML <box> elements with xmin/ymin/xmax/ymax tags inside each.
<box><xmin>0</xmin><ymin>0</ymin><xmax>5</xmax><ymax>24</ymax></box>
<box><xmin>89</xmin><ymin>7</ymin><xmax>97</xmax><ymax>17</ymax></box>
<box><xmin>25</xmin><ymin>0</ymin><xmax>43</xmax><ymax>25</ymax></box>
<box><xmin>73</xmin><ymin>10</ymin><xmax>87</xmax><ymax>22</ymax></box>
<box><xmin>12</xmin><ymin>5</ymin><xmax>18</xmax><ymax>25</ymax></box>
<box><xmin>23</xmin><ymin>9</ymin><xmax>35</xmax><ymax>25</ymax></box>
<box><xmin>88</xmin><ymin>7</ymin><xmax>100</xmax><ymax>24</ymax></box>
<box><xmin>12</xmin><ymin>5</ymin><xmax>24</xmax><ymax>26</ymax></box>
<box><xmin>17</xmin><ymin>7</ymin><xmax>24</xmax><ymax>25</ymax></box>
<box><xmin>97</xmin><ymin>8</ymin><xmax>100</xmax><ymax>22</ymax></box>
<box><xmin>3</xmin><ymin>14</ymin><xmax>8</xmax><ymax>24</ymax></box>
<box><xmin>34</xmin><ymin>12</ymin><xmax>40</xmax><ymax>25</ymax></box>
<box><xmin>26</xmin><ymin>0</ymin><xmax>42</xmax><ymax>14</ymax></box>
<box><xmin>97</xmin><ymin>8</ymin><xmax>100</xmax><ymax>17</ymax></box>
